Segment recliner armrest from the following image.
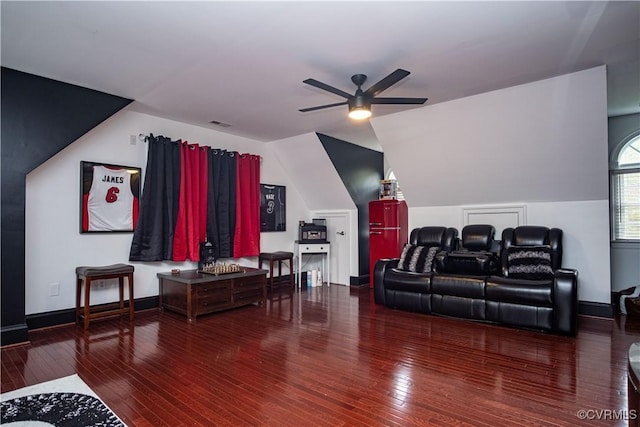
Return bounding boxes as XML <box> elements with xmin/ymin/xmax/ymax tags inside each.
<box><xmin>434</xmin><ymin>251</ymin><xmax>447</xmax><ymax>272</ymax></box>
<box><xmin>374</xmin><ymin>258</ymin><xmax>399</xmax><ymax>305</ymax></box>
<box><xmin>438</xmin><ymin>251</ymin><xmax>499</xmax><ymax>275</ymax></box>
<box><xmin>553</xmin><ymin>268</ymin><xmax>578</xmax><ymax>335</ymax></box>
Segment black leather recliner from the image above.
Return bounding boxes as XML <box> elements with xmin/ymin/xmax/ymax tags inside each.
<box><xmin>485</xmin><ymin>226</ymin><xmax>578</xmax><ymax>335</ymax></box>
<box><xmin>373</xmin><ymin>226</ymin><xmax>458</xmax><ymax>312</ymax></box>
<box><xmin>374</xmin><ymin>225</ymin><xmax>578</xmax><ymax>335</ymax></box>
<box><xmin>435</xmin><ymin>224</ymin><xmax>499</xmax><ymax>275</ymax></box>
<box><xmin>430</xmin><ymin>224</ymin><xmax>499</xmax><ymax>321</ymax></box>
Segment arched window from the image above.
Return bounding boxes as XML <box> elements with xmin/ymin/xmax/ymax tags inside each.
<box><xmin>611</xmin><ymin>134</ymin><xmax>640</xmax><ymax>240</ymax></box>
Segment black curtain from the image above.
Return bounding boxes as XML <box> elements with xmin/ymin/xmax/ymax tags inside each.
<box><xmin>207</xmin><ymin>149</ymin><xmax>237</xmax><ymax>258</ymax></box>
<box><xmin>129</xmin><ymin>135</ymin><xmax>181</xmax><ymax>261</ymax></box>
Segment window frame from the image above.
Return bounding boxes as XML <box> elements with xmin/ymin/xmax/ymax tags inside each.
<box><xmin>610</xmin><ymin>132</ymin><xmax>640</xmax><ymax>242</ymax></box>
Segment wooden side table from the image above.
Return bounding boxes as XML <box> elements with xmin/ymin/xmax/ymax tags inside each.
<box><xmin>294</xmin><ymin>241</ymin><xmax>330</xmax><ymax>288</ymax></box>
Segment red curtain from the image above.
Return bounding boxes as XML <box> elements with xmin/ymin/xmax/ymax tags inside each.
<box><xmin>173</xmin><ymin>142</ymin><xmax>209</xmax><ymax>261</ymax></box>
<box><xmin>233</xmin><ymin>153</ymin><xmax>261</xmax><ymax>257</ymax></box>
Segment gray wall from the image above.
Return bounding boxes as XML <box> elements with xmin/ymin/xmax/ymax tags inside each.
<box><xmin>372</xmin><ymin>67</ymin><xmax>609</xmax><ymax>206</ymax></box>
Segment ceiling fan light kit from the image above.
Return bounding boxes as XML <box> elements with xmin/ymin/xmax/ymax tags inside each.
<box><xmin>300</xmin><ymin>68</ymin><xmax>428</xmax><ymax>120</ymax></box>
<box><xmin>348</xmin><ymin>96</ymin><xmax>372</xmax><ymax>120</ymax></box>
<box><xmin>348</xmin><ymin>106</ymin><xmax>372</xmax><ymax>120</ymax></box>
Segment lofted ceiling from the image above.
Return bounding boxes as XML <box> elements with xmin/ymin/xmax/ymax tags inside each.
<box><xmin>2</xmin><ymin>1</ymin><xmax>639</xmax><ymax>151</ymax></box>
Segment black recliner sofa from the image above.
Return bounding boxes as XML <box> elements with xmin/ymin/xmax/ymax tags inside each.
<box><xmin>374</xmin><ymin>225</ymin><xmax>578</xmax><ymax>335</ymax></box>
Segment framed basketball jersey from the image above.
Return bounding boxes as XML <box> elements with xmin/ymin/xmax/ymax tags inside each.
<box><xmin>260</xmin><ymin>184</ymin><xmax>286</xmax><ymax>232</ymax></box>
<box><xmin>80</xmin><ymin>161</ymin><xmax>141</xmax><ymax>233</ymax></box>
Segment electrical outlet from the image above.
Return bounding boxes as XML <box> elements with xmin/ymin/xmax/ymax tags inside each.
<box><xmin>129</xmin><ymin>134</ymin><xmax>137</xmax><ymax>145</ymax></box>
<box><xmin>97</xmin><ymin>280</ymin><xmax>106</xmax><ymax>289</ymax></box>
<box><xmin>49</xmin><ymin>282</ymin><xmax>60</xmax><ymax>296</ymax></box>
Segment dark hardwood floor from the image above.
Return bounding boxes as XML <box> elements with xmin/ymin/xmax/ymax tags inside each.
<box><xmin>2</xmin><ymin>285</ymin><xmax>639</xmax><ymax>426</ymax></box>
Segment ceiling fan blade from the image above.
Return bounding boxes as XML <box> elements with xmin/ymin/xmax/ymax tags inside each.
<box><xmin>371</xmin><ymin>97</ymin><xmax>428</xmax><ymax>105</ymax></box>
<box><xmin>299</xmin><ymin>101</ymin><xmax>348</xmax><ymax>112</ymax></box>
<box><xmin>364</xmin><ymin>69</ymin><xmax>411</xmax><ymax>97</ymax></box>
<box><xmin>302</xmin><ymin>78</ymin><xmax>352</xmax><ymax>99</ymax></box>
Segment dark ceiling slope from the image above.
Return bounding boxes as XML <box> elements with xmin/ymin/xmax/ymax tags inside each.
<box><xmin>1</xmin><ymin>67</ymin><xmax>133</xmax><ymax>173</ymax></box>
<box><xmin>1</xmin><ymin>67</ymin><xmax>133</xmax><ymax>346</ymax></box>
<box><xmin>318</xmin><ymin>133</ymin><xmax>383</xmax><ymax>278</ymax></box>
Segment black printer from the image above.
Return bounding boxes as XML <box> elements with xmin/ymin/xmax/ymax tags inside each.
<box><xmin>298</xmin><ymin>219</ymin><xmax>327</xmax><ymax>243</ymax></box>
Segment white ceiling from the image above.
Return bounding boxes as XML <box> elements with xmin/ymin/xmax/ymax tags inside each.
<box><xmin>2</xmin><ymin>1</ymin><xmax>639</xmax><ymax>151</ymax></box>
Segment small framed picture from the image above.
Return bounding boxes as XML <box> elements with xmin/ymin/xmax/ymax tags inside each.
<box><xmin>80</xmin><ymin>161</ymin><xmax>141</xmax><ymax>233</ymax></box>
<box><xmin>260</xmin><ymin>184</ymin><xmax>286</xmax><ymax>232</ymax></box>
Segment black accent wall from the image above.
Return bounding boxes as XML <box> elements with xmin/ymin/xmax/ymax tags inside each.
<box><xmin>1</xmin><ymin>67</ymin><xmax>132</xmax><ymax>346</ymax></box>
<box><xmin>317</xmin><ymin>133</ymin><xmax>383</xmax><ymax>280</ymax></box>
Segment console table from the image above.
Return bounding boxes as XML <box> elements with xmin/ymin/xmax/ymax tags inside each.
<box><xmin>157</xmin><ymin>268</ymin><xmax>267</xmax><ymax>322</ymax></box>
<box><xmin>294</xmin><ymin>241</ymin><xmax>330</xmax><ymax>288</ymax></box>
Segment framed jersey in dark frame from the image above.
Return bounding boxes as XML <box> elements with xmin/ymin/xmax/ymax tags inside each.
<box><xmin>80</xmin><ymin>161</ymin><xmax>141</xmax><ymax>233</ymax></box>
<box><xmin>260</xmin><ymin>184</ymin><xmax>286</xmax><ymax>232</ymax></box>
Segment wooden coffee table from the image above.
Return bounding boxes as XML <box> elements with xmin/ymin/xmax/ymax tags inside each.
<box><xmin>157</xmin><ymin>267</ymin><xmax>267</xmax><ymax>322</ymax></box>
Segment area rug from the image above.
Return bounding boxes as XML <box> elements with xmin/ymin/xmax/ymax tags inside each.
<box><xmin>1</xmin><ymin>374</ymin><xmax>126</xmax><ymax>426</ymax></box>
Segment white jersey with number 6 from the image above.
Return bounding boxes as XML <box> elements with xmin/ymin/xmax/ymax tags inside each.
<box><xmin>87</xmin><ymin>165</ymin><xmax>135</xmax><ymax>231</ymax></box>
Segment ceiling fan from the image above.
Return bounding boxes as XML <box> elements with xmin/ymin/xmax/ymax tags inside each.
<box><xmin>299</xmin><ymin>68</ymin><xmax>428</xmax><ymax>120</ymax></box>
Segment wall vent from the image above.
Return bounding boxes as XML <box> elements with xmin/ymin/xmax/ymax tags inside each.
<box><xmin>209</xmin><ymin>120</ymin><xmax>231</xmax><ymax>127</ymax></box>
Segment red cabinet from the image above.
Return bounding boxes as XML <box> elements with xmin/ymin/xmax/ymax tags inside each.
<box><xmin>369</xmin><ymin>200</ymin><xmax>408</xmax><ymax>288</ymax></box>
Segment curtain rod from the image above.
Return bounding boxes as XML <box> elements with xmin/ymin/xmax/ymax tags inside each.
<box><xmin>138</xmin><ymin>133</ymin><xmax>262</xmax><ymax>161</ymax></box>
